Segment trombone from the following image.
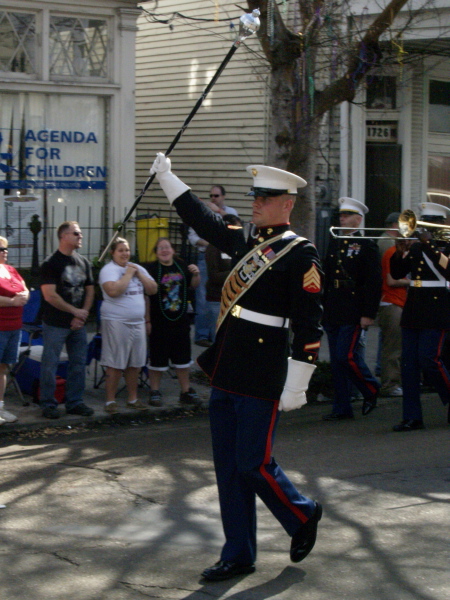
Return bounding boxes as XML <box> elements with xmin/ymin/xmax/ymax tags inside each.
<box><xmin>329</xmin><ymin>209</ymin><xmax>450</xmax><ymax>240</ymax></box>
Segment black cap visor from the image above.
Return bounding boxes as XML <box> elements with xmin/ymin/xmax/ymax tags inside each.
<box><xmin>246</xmin><ymin>187</ymin><xmax>290</xmax><ymax>197</ymax></box>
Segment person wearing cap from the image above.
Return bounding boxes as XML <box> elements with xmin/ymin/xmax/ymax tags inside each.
<box><xmin>150</xmin><ymin>153</ymin><xmax>323</xmax><ymax>581</ymax></box>
<box><xmin>322</xmin><ymin>197</ymin><xmax>382</xmax><ymax>421</ymax></box>
<box><xmin>378</xmin><ymin>211</ymin><xmax>401</xmax><ymax>256</ymax></box>
<box><xmin>390</xmin><ymin>202</ymin><xmax>450</xmax><ymax>431</ymax></box>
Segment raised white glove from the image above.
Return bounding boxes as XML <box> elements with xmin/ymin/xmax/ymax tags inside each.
<box><xmin>279</xmin><ymin>358</ymin><xmax>316</xmax><ymax>411</ymax></box>
<box><xmin>149</xmin><ymin>152</ymin><xmax>190</xmax><ymax>204</ymax></box>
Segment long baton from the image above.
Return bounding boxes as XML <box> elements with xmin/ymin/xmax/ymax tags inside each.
<box><xmin>99</xmin><ymin>9</ymin><xmax>261</xmax><ymax>262</ymax></box>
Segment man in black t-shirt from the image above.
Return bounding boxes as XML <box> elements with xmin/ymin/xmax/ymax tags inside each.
<box><xmin>40</xmin><ymin>221</ymin><xmax>94</xmax><ymax>419</ymax></box>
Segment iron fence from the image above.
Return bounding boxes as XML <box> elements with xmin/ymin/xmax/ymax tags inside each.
<box><xmin>0</xmin><ymin>204</ymin><xmax>195</xmax><ymax>274</ymax></box>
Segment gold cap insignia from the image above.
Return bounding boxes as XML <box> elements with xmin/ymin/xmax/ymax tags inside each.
<box><xmin>252</xmin><ymin>168</ymin><xmax>258</xmax><ymax>177</ymax></box>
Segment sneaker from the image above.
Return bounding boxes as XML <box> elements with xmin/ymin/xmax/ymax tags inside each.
<box><xmin>42</xmin><ymin>406</ymin><xmax>60</xmax><ymax>419</ymax></box>
<box><xmin>149</xmin><ymin>390</ymin><xmax>163</xmax><ymax>407</ymax></box>
<box><xmin>179</xmin><ymin>387</ymin><xmax>202</xmax><ymax>406</ymax></box>
<box><xmin>0</xmin><ymin>408</ymin><xmax>18</xmax><ymax>423</ymax></box>
<box><xmin>0</xmin><ymin>415</ymin><xmax>6</xmax><ymax>425</ymax></box>
<box><xmin>390</xmin><ymin>387</ymin><xmax>403</xmax><ymax>397</ymax></box>
<box><xmin>66</xmin><ymin>403</ymin><xmax>94</xmax><ymax>416</ymax></box>
<box><xmin>105</xmin><ymin>401</ymin><xmax>119</xmax><ymax>414</ymax></box>
<box><xmin>380</xmin><ymin>387</ymin><xmax>403</xmax><ymax>397</ymax></box>
<box><xmin>126</xmin><ymin>399</ymin><xmax>148</xmax><ymax>411</ymax></box>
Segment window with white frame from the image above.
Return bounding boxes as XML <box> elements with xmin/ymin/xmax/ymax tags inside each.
<box><xmin>0</xmin><ymin>10</ymin><xmax>36</xmax><ymax>74</ymax></box>
<box><xmin>427</xmin><ymin>79</ymin><xmax>450</xmax><ymax>205</ymax></box>
<box><xmin>49</xmin><ymin>16</ymin><xmax>108</xmax><ymax>79</ymax></box>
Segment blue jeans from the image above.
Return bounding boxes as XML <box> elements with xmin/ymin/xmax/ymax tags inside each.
<box><xmin>401</xmin><ymin>328</ymin><xmax>450</xmax><ymax>421</ymax></box>
<box><xmin>325</xmin><ymin>323</ymin><xmax>380</xmax><ymax>416</ymax></box>
<box><xmin>194</xmin><ymin>252</ymin><xmax>211</xmax><ymax>341</ymax></box>
<box><xmin>40</xmin><ymin>323</ymin><xmax>87</xmax><ymax>410</ymax></box>
<box><xmin>209</xmin><ymin>388</ymin><xmax>315</xmax><ymax>564</ymax></box>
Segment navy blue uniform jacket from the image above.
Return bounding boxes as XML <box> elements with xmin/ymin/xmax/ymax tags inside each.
<box><xmin>173</xmin><ymin>191</ymin><xmax>323</xmax><ymax>401</ymax></box>
<box><xmin>323</xmin><ymin>232</ymin><xmax>382</xmax><ymax>326</ymax></box>
<box><xmin>390</xmin><ymin>239</ymin><xmax>450</xmax><ymax>330</ymax></box>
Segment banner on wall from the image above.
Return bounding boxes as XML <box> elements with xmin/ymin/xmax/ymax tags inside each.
<box><xmin>0</xmin><ymin>94</ymin><xmax>107</xmax><ymax>191</ymax></box>
<box><xmin>0</xmin><ymin>128</ymin><xmax>106</xmax><ymax>190</ymax></box>
<box><xmin>2</xmin><ymin>194</ymin><xmax>41</xmax><ymax>268</ymax></box>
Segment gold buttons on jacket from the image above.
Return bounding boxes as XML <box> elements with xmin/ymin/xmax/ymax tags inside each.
<box><xmin>258</xmin><ymin>338</ymin><xmax>264</xmax><ymax>343</ymax></box>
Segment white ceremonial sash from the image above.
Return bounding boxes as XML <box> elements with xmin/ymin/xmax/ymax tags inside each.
<box><xmin>216</xmin><ymin>231</ymin><xmax>304</xmax><ymax>333</ymax></box>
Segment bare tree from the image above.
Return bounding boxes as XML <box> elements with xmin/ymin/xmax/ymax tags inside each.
<box><xmin>244</xmin><ymin>0</ymin><xmax>426</xmax><ymax>237</ymax></box>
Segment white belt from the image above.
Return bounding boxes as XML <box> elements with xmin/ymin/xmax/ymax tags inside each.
<box><xmin>410</xmin><ymin>280</ymin><xmax>448</xmax><ymax>288</ymax></box>
<box><xmin>230</xmin><ymin>305</ymin><xmax>289</xmax><ymax>328</ymax></box>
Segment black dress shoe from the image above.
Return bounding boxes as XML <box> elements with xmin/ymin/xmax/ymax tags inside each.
<box><xmin>201</xmin><ymin>560</ymin><xmax>255</xmax><ymax>581</ymax></box>
<box><xmin>322</xmin><ymin>412</ymin><xmax>354</xmax><ymax>421</ymax></box>
<box><xmin>66</xmin><ymin>403</ymin><xmax>94</xmax><ymax>416</ymax></box>
<box><xmin>393</xmin><ymin>419</ymin><xmax>425</xmax><ymax>432</ymax></box>
<box><xmin>362</xmin><ymin>395</ymin><xmax>378</xmax><ymax>416</ymax></box>
<box><xmin>290</xmin><ymin>501</ymin><xmax>322</xmax><ymax>563</ymax></box>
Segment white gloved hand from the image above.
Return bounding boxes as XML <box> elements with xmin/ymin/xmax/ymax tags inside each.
<box><xmin>149</xmin><ymin>152</ymin><xmax>190</xmax><ymax>204</ymax></box>
<box><xmin>279</xmin><ymin>358</ymin><xmax>316</xmax><ymax>411</ymax></box>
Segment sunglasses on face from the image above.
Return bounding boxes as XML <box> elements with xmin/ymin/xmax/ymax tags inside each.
<box><xmin>0</xmin><ymin>248</ymin><xmax>7</xmax><ymax>252</ymax></box>
<box><xmin>210</xmin><ymin>194</ymin><xmax>220</xmax><ymax>198</ymax></box>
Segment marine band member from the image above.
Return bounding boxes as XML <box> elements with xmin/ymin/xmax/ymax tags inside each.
<box><xmin>150</xmin><ymin>153</ymin><xmax>323</xmax><ymax>581</ymax></box>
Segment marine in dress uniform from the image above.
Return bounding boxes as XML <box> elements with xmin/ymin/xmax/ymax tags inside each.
<box><xmin>322</xmin><ymin>198</ymin><xmax>382</xmax><ymax>420</ymax></box>
<box><xmin>150</xmin><ymin>153</ymin><xmax>323</xmax><ymax>581</ymax></box>
<box><xmin>390</xmin><ymin>202</ymin><xmax>450</xmax><ymax>431</ymax></box>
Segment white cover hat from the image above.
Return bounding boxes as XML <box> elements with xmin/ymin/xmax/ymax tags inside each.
<box><xmin>246</xmin><ymin>165</ymin><xmax>307</xmax><ymax>196</ymax></box>
<box><xmin>419</xmin><ymin>202</ymin><xmax>450</xmax><ymax>218</ymax></box>
<box><xmin>338</xmin><ymin>197</ymin><xmax>368</xmax><ymax>216</ymax></box>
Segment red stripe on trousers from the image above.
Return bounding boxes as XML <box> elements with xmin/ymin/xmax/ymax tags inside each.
<box><xmin>348</xmin><ymin>325</ymin><xmax>378</xmax><ymax>396</ymax></box>
<box><xmin>259</xmin><ymin>400</ymin><xmax>308</xmax><ymax>524</ymax></box>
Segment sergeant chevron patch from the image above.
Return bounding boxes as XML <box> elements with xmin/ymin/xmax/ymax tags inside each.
<box><xmin>303</xmin><ymin>264</ymin><xmax>321</xmax><ymax>293</ymax></box>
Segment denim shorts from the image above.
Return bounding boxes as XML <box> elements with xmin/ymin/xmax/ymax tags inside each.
<box><xmin>0</xmin><ymin>329</ymin><xmax>21</xmax><ymax>364</ymax></box>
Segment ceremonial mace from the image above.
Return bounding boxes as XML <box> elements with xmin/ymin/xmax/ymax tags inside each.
<box><xmin>99</xmin><ymin>8</ymin><xmax>261</xmax><ymax>261</ymax></box>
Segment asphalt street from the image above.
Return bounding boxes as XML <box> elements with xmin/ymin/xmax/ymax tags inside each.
<box><xmin>0</xmin><ymin>391</ymin><xmax>449</xmax><ymax>600</ymax></box>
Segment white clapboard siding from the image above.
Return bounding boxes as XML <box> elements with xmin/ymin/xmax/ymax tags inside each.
<box><xmin>135</xmin><ymin>1</ymin><xmax>270</xmax><ymax>222</ymax></box>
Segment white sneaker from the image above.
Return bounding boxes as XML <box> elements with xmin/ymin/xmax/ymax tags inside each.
<box><xmin>0</xmin><ymin>415</ymin><xmax>6</xmax><ymax>425</ymax></box>
<box><xmin>0</xmin><ymin>408</ymin><xmax>18</xmax><ymax>423</ymax></box>
<box><xmin>390</xmin><ymin>387</ymin><xmax>403</xmax><ymax>397</ymax></box>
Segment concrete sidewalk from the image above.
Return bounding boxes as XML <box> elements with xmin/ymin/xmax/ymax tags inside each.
<box><xmin>0</xmin><ymin>324</ymin><xmax>418</xmax><ymax>434</ymax></box>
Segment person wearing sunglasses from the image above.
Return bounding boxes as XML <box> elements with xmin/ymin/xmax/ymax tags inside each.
<box><xmin>40</xmin><ymin>221</ymin><xmax>95</xmax><ymax>419</ymax></box>
<box><xmin>0</xmin><ymin>237</ymin><xmax>29</xmax><ymax>424</ymax></box>
<box><xmin>187</xmin><ymin>185</ymin><xmax>238</xmax><ymax>348</ymax></box>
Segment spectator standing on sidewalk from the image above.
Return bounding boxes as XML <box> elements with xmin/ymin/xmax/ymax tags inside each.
<box><xmin>0</xmin><ymin>236</ymin><xmax>29</xmax><ymax>424</ymax></box>
<box><xmin>143</xmin><ymin>238</ymin><xmax>201</xmax><ymax>407</ymax></box>
<box><xmin>40</xmin><ymin>221</ymin><xmax>95</xmax><ymax>419</ymax></box>
<box><xmin>188</xmin><ymin>185</ymin><xmax>238</xmax><ymax>347</ymax></box>
<box><xmin>378</xmin><ymin>245</ymin><xmax>409</xmax><ymax>397</ymax></box>
<box><xmin>99</xmin><ymin>237</ymin><xmax>157</xmax><ymax>414</ymax></box>
<box><xmin>322</xmin><ymin>197</ymin><xmax>382</xmax><ymax>421</ymax></box>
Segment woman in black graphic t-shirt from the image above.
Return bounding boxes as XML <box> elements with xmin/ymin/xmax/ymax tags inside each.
<box><xmin>143</xmin><ymin>238</ymin><xmax>201</xmax><ymax>407</ymax></box>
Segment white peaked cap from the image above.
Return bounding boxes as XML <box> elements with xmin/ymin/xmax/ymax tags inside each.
<box><xmin>419</xmin><ymin>202</ymin><xmax>450</xmax><ymax>218</ymax></box>
<box><xmin>338</xmin><ymin>197</ymin><xmax>368</xmax><ymax>216</ymax></box>
<box><xmin>246</xmin><ymin>165</ymin><xmax>307</xmax><ymax>196</ymax></box>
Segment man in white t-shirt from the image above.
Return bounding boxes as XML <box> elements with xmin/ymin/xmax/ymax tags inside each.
<box><xmin>188</xmin><ymin>184</ymin><xmax>238</xmax><ymax>347</ymax></box>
